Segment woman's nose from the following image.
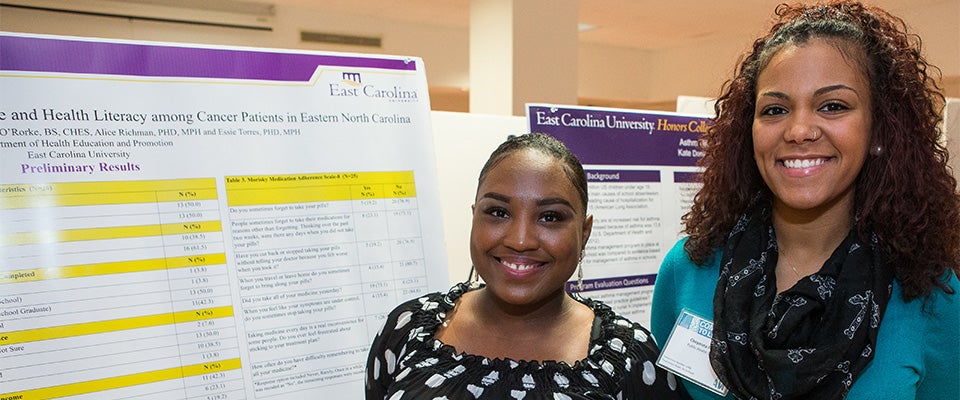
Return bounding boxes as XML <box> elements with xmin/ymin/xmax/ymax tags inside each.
<box><xmin>503</xmin><ymin>218</ymin><xmax>538</xmax><ymax>251</ymax></box>
<box><xmin>783</xmin><ymin>114</ymin><xmax>821</xmax><ymax>143</ymax></box>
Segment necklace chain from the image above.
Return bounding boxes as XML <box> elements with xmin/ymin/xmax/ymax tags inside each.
<box><xmin>780</xmin><ymin>251</ymin><xmax>804</xmax><ymax>279</ymax></box>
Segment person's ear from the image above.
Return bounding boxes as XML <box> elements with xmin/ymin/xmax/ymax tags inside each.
<box><xmin>582</xmin><ymin>214</ymin><xmax>594</xmax><ymax>245</ymax></box>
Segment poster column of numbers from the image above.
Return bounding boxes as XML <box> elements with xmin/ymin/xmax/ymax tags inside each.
<box><xmin>1</xmin><ymin>179</ymin><xmax>242</xmax><ymax>399</ymax></box>
<box><xmin>223</xmin><ymin>171</ymin><xmax>427</xmax><ymax>395</ymax></box>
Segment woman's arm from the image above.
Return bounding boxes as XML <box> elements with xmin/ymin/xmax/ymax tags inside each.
<box><xmin>916</xmin><ymin>273</ymin><xmax>960</xmax><ymax>400</ymax></box>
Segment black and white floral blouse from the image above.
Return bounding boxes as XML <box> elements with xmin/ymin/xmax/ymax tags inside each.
<box><xmin>365</xmin><ymin>283</ymin><xmax>686</xmax><ymax>399</ymax></box>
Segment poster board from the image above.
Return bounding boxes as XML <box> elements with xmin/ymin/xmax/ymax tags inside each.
<box><xmin>527</xmin><ymin>103</ymin><xmax>708</xmax><ymax>326</ymax></box>
<box><xmin>0</xmin><ymin>33</ymin><xmax>449</xmax><ymax>399</ymax></box>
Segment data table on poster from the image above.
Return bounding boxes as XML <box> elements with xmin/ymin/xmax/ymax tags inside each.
<box><xmin>1</xmin><ymin>179</ymin><xmax>243</xmax><ymax>400</ymax></box>
<box><xmin>225</xmin><ymin>171</ymin><xmax>427</xmax><ymax>396</ymax></box>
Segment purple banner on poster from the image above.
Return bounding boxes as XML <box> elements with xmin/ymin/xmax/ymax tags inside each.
<box><xmin>0</xmin><ymin>34</ymin><xmax>416</xmax><ymax>81</ymax></box>
<box><xmin>528</xmin><ymin>105</ymin><xmax>709</xmax><ymax>167</ymax></box>
<box><xmin>674</xmin><ymin>171</ymin><xmax>702</xmax><ymax>183</ymax></box>
<box><xmin>567</xmin><ymin>273</ymin><xmax>657</xmax><ymax>293</ymax></box>
<box><xmin>585</xmin><ymin>169</ymin><xmax>660</xmax><ymax>183</ymax></box>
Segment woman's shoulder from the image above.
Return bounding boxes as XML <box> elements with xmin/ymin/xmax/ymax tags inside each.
<box><xmin>887</xmin><ymin>271</ymin><xmax>959</xmax><ymax>318</ymax></box>
<box><xmin>384</xmin><ymin>290</ymin><xmax>446</xmax><ymax>319</ymax></box>
<box><xmin>890</xmin><ymin>272</ymin><xmax>959</xmax><ymax>330</ymax></box>
<box><xmin>658</xmin><ymin>237</ymin><xmax>722</xmax><ymax>288</ymax></box>
<box><xmin>877</xmin><ymin>271</ymin><xmax>958</xmax><ymax>353</ymax></box>
<box><xmin>925</xmin><ymin>270</ymin><xmax>958</xmax><ymax>313</ymax></box>
<box><xmin>929</xmin><ymin>270</ymin><xmax>960</xmax><ymax>307</ymax></box>
<box><xmin>378</xmin><ymin>284</ymin><xmax>471</xmax><ymax>337</ymax></box>
<box><xmin>578</xmin><ymin>296</ymin><xmax>689</xmax><ymax>398</ymax></box>
<box><xmin>663</xmin><ymin>237</ymin><xmax>691</xmax><ymax>263</ymax></box>
<box><xmin>579</xmin><ymin>296</ymin><xmax>658</xmax><ymax>354</ymax></box>
<box><xmin>849</xmin><ymin>272</ymin><xmax>959</xmax><ymax>400</ymax></box>
<box><xmin>661</xmin><ymin>237</ymin><xmax>720</xmax><ymax>271</ymax></box>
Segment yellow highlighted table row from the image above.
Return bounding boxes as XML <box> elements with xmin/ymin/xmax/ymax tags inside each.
<box><xmin>225</xmin><ymin>171</ymin><xmax>416</xmax><ymax>206</ymax></box>
<box><xmin>224</xmin><ymin>171</ymin><xmax>412</xmax><ymax>189</ymax></box>
<box><xmin>0</xmin><ymin>306</ymin><xmax>234</xmax><ymax>346</ymax></box>
<box><xmin>1</xmin><ymin>221</ymin><xmax>222</xmax><ymax>246</ymax></box>
<box><xmin>0</xmin><ymin>358</ymin><xmax>242</xmax><ymax>400</ymax></box>
<box><xmin>0</xmin><ymin>179</ymin><xmax>217</xmax><ymax>209</ymax></box>
<box><xmin>0</xmin><ymin>253</ymin><xmax>226</xmax><ymax>284</ymax></box>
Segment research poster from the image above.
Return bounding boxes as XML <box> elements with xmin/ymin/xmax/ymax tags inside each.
<box><xmin>0</xmin><ymin>33</ymin><xmax>449</xmax><ymax>400</ymax></box>
<box><xmin>527</xmin><ymin>104</ymin><xmax>708</xmax><ymax>327</ymax></box>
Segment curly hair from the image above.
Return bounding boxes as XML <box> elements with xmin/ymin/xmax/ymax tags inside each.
<box><xmin>683</xmin><ymin>1</ymin><xmax>960</xmax><ymax>300</ymax></box>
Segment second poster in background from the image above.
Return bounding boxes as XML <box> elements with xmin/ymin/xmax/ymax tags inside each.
<box><xmin>528</xmin><ymin>104</ymin><xmax>709</xmax><ymax>327</ymax></box>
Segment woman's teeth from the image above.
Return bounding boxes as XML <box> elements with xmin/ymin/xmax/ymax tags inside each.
<box><xmin>783</xmin><ymin>158</ymin><xmax>825</xmax><ymax>169</ymax></box>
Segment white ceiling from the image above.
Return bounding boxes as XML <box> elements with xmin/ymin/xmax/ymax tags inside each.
<box><xmin>274</xmin><ymin>0</ymin><xmax>951</xmax><ymax>50</ymax></box>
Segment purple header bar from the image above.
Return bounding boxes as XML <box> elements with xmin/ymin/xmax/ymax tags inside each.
<box><xmin>674</xmin><ymin>171</ymin><xmax>702</xmax><ymax>183</ymax></box>
<box><xmin>567</xmin><ymin>273</ymin><xmax>657</xmax><ymax>293</ymax></box>
<box><xmin>585</xmin><ymin>169</ymin><xmax>660</xmax><ymax>183</ymax></box>
<box><xmin>1</xmin><ymin>35</ymin><xmax>416</xmax><ymax>81</ymax></box>
<box><xmin>528</xmin><ymin>105</ymin><xmax>709</xmax><ymax>167</ymax></box>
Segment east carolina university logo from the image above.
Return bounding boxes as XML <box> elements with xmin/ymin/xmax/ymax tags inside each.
<box><xmin>341</xmin><ymin>72</ymin><xmax>362</xmax><ymax>86</ymax></box>
<box><xmin>328</xmin><ymin>72</ymin><xmax>420</xmax><ymax>103</ymax></box>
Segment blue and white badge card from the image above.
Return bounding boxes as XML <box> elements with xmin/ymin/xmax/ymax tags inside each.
<box><xmin>656</xmin><ymin>309</ymin><xmax>728</xmax><ymax>396</ymax></box>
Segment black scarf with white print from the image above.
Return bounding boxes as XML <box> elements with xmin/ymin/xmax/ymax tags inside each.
<box><xmin>710</xmin><ymin>203</ymin><xmax>894</xmax><ymax>400</ymax></box>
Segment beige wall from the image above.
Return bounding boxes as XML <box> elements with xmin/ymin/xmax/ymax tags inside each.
<box><xmin>1</xmin><ymin>1</ymin><xmax>957</xmax><ymax>112</ymax></box>
<box><xmin>577</xmin><ymin>0</ymin><xmax>960</xmax><ymax>106</ymax></box>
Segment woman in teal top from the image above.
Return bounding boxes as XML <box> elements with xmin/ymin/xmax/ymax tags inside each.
<box><xmin>654</xmin><ymin>240</ymin><xmax>959</xmax><ymax>400</ymax></box>
<box><xmin>651</xmin><ymin>2</ymin><xmax>960</xmax><ymax>399</ymax></box>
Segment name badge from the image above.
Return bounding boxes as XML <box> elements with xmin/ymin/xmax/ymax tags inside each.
<box><xmin>656</xmin><ymin>309</ymin><xmax>728</xmax><ymax>396</ymax></box>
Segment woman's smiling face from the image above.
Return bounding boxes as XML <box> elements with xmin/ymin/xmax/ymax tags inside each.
<box><xmin>470</xmin><ymin>148</ymin><xmax>592</xmax><ymax>308</ymax></box>
<box><xmin>752</xmin><ymin>38</ymin><xmax>873</xmax><ymax>216</ymax></box>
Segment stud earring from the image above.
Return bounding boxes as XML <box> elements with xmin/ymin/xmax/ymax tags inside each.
<box><xmin>870</xmin><ymin>144</ymin><xmax>884</xmax><ymax>156</ymax></box>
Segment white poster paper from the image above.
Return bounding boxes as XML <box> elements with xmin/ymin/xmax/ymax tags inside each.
<box><xmin>0</xmin><ymin>33</ymin><xmax>448</xmax><ymax>400</ymax></box>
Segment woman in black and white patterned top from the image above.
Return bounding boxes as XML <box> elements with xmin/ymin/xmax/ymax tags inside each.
<box><xmin>365</xmin><ymin>133</ymin><xmax>685</xmax><ymax>399</ymax></box>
